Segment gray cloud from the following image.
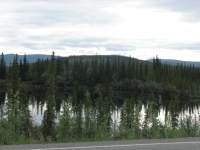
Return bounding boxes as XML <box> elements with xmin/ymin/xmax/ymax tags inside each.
<box><xmin>56</xmin><ymin>38</ymin><xmax>107</xmax><ymax>47</ymax></box>
<box><xmin>21</xmin><ymin>42</ymin><xmax>38</xmax><ymax>50</ymax></box>
<box><xmin>54</xmin><ymin>38</ymin><xmax>137</xmax><ymax>52</ymax></box>
<box><xmin>159</xmin><ymin>43</ymin><xmax>200</xmax><ymax>50</ymax></box>
<box><xmin>141</xmin><ymin>0</ymin><xmax>200</xmax><ymax>22</ymax></box>
<box><xmin>136</xmin><ymin>40</ymin><xmax>200</xmax><ymax>51</ymax></box>
<box><xmin>105</xmin><ymin>44</ymin><xmax>136</xmax><ymax>51</ymax></box>
<box><xmin>134</xmin><ymin>38</ymin><xmax>200</xmax><ymax>51</ymax></box>
<box><xmin>0</xmin><ymin>0</ymin><xmax>200</xmax><ymax>61</ymax></box>
<box><xmin>27</xmin><ymin>36</ymin><xmax>50</xmax><ymax>41</ymax></box>
<box><xmin>1</xmin><ymin>0</ymin><xmax>119</xmax><ymax>27</ymax></box>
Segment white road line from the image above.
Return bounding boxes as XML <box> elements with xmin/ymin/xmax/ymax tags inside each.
<box><xmin>28</xmin><ymin>141</ymin><xmax>200</xmax><ymax>150</ymax></box>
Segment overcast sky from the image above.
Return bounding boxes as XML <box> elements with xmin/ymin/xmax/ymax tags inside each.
<box><xmin>1</xmin><ymin>0</ymin><xmax>200</xmax><ymax>61</ymax></box>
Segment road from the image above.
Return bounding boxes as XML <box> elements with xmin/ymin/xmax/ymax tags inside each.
<box><xmin>0</xmin><ymin>137</ymin><xmax>200</xmax><ymax>150</ymax></box>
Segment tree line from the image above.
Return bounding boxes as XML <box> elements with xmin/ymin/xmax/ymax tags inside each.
<box><xmin>1</xmin><ymin>52</ymin><xmax>200</xmax><ymax>101</ymax></box>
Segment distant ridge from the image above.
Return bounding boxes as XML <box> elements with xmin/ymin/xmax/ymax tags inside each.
<box><xmin>3</xmin><ymin>54</ymin><xmax>147</xmax><ymax>66</ymax></box>
<box><xmin>4</xmin><ymin>54</ymin><xmax>53</xmax><ymax>65</ymax></box>
<box><xmin>148</xmin><ymin>59</ymin><xmax>200</xmax><ymax>67</ymax></box>
<box><xmin>4</xmin><ymin>54</ymin><xmax>200</xmax><ymax>67</ymax></box>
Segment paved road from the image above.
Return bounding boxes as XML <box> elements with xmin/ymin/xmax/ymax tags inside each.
<box><xmin>1</xmin><ymin>137</ymin><xmax>200</xmax><ymax>150</ymax></box>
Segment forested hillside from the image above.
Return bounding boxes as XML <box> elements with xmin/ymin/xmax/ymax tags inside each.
<box><xmin>148</xmin><ymin>59</ymin><xmax>200</xmax><ymax>67</ymax></box>
<box><xmin>1</xmin><ymin>52</ymin><xmax>200</xmax><ymax>144</ymax></box>
<box><xmin>1</xmin><ymin>52</ymin><xmax>200</xmax><ymax>100</ymax></box>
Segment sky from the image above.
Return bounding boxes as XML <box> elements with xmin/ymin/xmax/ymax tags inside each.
<box><xmin>0</xmin><ymin>0</ymin><xmax>200</xmax><ymax>61</ymax></box>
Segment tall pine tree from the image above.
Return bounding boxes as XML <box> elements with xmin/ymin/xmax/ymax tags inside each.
<box><xmin>42</xmin><ymin>52</ymin><xmax>56</xmax><ymax>140</ymax></box>
<box><xmin>0</xmin><ymin>52</ymin><xmax>6</xmax><ymax>80</ymax></box>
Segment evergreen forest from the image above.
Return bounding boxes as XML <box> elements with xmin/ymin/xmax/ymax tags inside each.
<box><xmin>1</xmin><ymin>52</ymin><xmax>200</xmax><ymax>144</ymax></box>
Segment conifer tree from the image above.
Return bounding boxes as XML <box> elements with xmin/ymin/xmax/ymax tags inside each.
<box><xmin>42</xmin><ymin>52</ymin><xmax>56</xmax><ymax>140</ymax></box>
<box><xmin>19</xmin><ymin>59</ymin><xmax>23</xmax><ymax>81</ymax></box>
<box><xmin>139</xmin><ymin>62</ymin><xmax>144</xmax><ymax>81</ymax></box>
<box><xmin>75</xmin><ymin>100</ymin><xmax>83</xmax><ymax>140</ymax></box>
<box><xmin>19</xmin><ymin>84</ymin><xmax>32</xmax><ymax>138</ymax></box>
<box><xmin>119</xmin><ymin>61</ymin><xmax>126</xmax><ymax>80</ymax></box>
<box><xmin>5</xmin><ymin>55</ymin><xmax>24</xmax><ymax>142</ymax></box>
<box><xmin>64</xmin><ymin>58</ymin><xmax>69</xmax><ymax>82</ymax></box>
<box><xmin>105</xmin><ymin>56</ymin><xmax>111</xmax><ymax>82</ymax></box>
<box><xmin>99</xmin><ymin>57</ymin><xmax>105</xmax><ymax>83</ymax></box>
<box><xmin>57</xmin><ymin>97</ymin><xmax>72</xmax><ymax>142</ymax></box>
<box><xmin>0</xmin><ymin>52</ymin><xmax>6</xmax><ymax>80</ymax></box>
<box><xmin>127</xmin><ymin>56</ymin><xmax>132</xmax><ymax>79</ymax></box>
<box><xmin>95</xmin><ymin>91</ymin><xmax>110</xmax><ymax>140</ymax></box>
<box><xmin>23</xmin><ymin>54</ymin><xmax>29</xmax><ymax>81</ymax></box>
<box><xmin>10</xmin><ymin>55</ymin><xmax>19</xmax><ymax>94</ymax></box>
<box><xmin>78</xmin><ymin>57</ymin><xmax>85</xmax><ymax>85</ymax></box>
<box><xmin>84</xmin><ymin>90</ymin><xmax>94</xmax><ymax>139</ymax></box>
<box><xmin>56</xmin><ymin>57</ymin><xmax>63</xmax><ymax>76</ymax></box>
<box><xmin>142</xmin><ymin>93</ymin><xmax>160</xmax><ymax>138</ymax></box>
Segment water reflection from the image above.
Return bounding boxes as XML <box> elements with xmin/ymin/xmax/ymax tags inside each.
<box><xmin>1</xmin><ymin>90</ymin><xmax>200</xmax><ymax>125</ymax></box>
<box><xmin>29</xmin><ymin>101</ymin><xmax>200</xmax><ymax>125</ymax></box>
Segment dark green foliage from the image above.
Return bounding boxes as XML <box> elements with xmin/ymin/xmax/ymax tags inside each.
<box><xmin>180</xmin><ymin>115</ymin><xmax>199</xmax><ymax>137</ymax></box>
<box><xmin>142</xmin><ymin>94</ymin><xmax>161</xmax><ymax>138</ymax></box>
<box><xmin>2</xmin><ymin>53</ymin><xmax>200</xmax><ymax>145</ymax></box>
<box><xmin>84</xmin><ymin>90</ymin><xmax>95</xmax><ymax>140</ymax></box>
<box><xmin>22</xmin><ymin>54</ymin><xmax>200</xmax><ymax>103</ymax></box>
<box><xmin>10</xmin><ymin>55</ymin><xmax>19</xmax><ymax>94</ymax></box>
<box><xmin>19</xmin><ymin>84</ymin><xmax>32</xmax><ymax>138</ymax></box>
<box><xmin>0</xmin><ymin>52</ymin><xmax>6</xmax><ymax>80</ymax></box>
<box><xmin>0</xmin><ymin>92</ymin><xmax>6</xmax><ymax>105</ymax></box>
<box><xmin>19</xmin><ymin>54</ymin><xmax>29</xmax><ymax>81</ymax></box>
<box><xmin>56</xmin><ymin>57</ymin><xmax>63</xmax><ymax>76</ymax></box>
<box><xmin>57</xmin><ymin>100</ymin><xmax>72</xmax><ymax>142</ymax></box>
<box><xmin>0</xmin><ymin>54</ymin><xmax>34</xmax><ymax>144</ymax></box>
<box><xmin>119</xmin><ymin>98</ymin><xmax>142</xmax><ymax>139</ymax></box>
<box><xmin>42</xmin><ymin>52</ymin><xmax>56</xmax><ymax>141</ymax></box>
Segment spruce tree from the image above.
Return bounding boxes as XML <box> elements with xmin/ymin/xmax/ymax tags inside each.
<box><xmin>105</xmin><ymin>56</ymin><xmax>111</xmax><ymax>82</ymax></box>
<box><xmin>56</xmin><ymin>57</ymin><xmax>63</xmax><ymax>76</ymax></box>
<box><xmin>0</xmin><ymin>52</ymin><xmax>6</xmax><ymax>80</ymax></box>
<box><xmin>6</xmin><ymin>55</ymin><xmax>24</xmax><ymax>143</ymax></box>
<box><xmin>78</xmin><ymin>57</ymin><xmax>85</xmax><ymax>85</ymax></box>
<box><xmin>10</xmin><ymin>55</ymin><xmax>19</xmax><ymax>94</ymax></box>
<box><xmin>23</xmin><ymin>54</ymin><xmax>29</xmax><ymax>81</ymax></box>
<box><xmin>84</xmin><ymin>90</ymin><xmax>93</xmax><ymax>139</ymax></box>
<box><xmin>42</xmin><ymin>52</ymin><xmax>56</xmax><ymax>141</ymax></box>
<box><xmin>127</xmin><ymin>56</ymin><xmax>132</xmax><ymax>79</ymax></box>
<box><xmin>57</xmin><ymin>97</ymin><xmax>72</xmax><ymax>142</ymax></box>
<box><xmin>19</xmin><ymin>59</ymin><xmax>23</xmax><ymax>81</ymax></box>
<box><xmin>19</xmin><ymin>84</ymin><xmax>32</xmax><ymax>138</ymax></box>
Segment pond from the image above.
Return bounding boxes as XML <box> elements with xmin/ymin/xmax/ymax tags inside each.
<box><xmin>1</xmin><ymin>91</ymin><xmax>200</xmax><ymax>125</ymax></box>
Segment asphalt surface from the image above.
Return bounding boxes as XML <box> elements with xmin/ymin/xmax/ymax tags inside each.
<box><xmin>0</xmin><ymin>137</ymin><xmax>200</xmax><ymax>150</ymax></box>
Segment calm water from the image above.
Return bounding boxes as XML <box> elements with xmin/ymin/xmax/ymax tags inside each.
<box><xmin>29</xmin><ymin>100</ymin><xmax>200</xmax><ymax>125</ymax></box>
<box><xmin>1</xmin><ymin>91</ymin><xmax>200</xmax><ymax>125</ymax></box>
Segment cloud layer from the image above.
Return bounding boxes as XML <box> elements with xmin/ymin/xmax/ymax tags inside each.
<box><xmin>0</xmin><ymin>0</ymin><xmax>200</xmax><ymax>61</ymax></box>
